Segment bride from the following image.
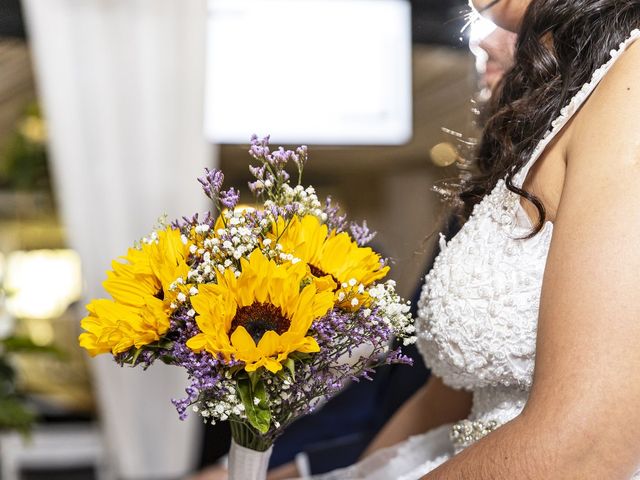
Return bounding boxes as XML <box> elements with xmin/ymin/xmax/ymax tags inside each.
<box><xmin>301</xmin><ymin>0</ymin><xmax>640</xmax><ymax>478</ymax></box>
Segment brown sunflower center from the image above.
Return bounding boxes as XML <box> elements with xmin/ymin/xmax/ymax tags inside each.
<box><xmin>230</xmin><ymin>302</ymin><xmax>290</xmax><ymax>344</ymax></box>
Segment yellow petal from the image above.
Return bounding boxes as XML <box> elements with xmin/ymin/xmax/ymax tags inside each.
<box><xmin>244</xmin><ymin>359</ymin><xmax>266</xmax><ymax>372</ymax></box>
<box><xmin>113</xmin><ymin>337</ymin><xmax>135</xmax><ymax>355</ymax></box>
<box><xmin>313</xmin><ymin>274</ymin><xmax>337</xmax><ymax>293</ymax></box>
<box><xmin>296</xmin><ymin>336</ymin><xmax>320</xmax><ymax>353</ymax></box>
<box><xmin>262</xmin><ymin>358</ymin><xmax>283</xmax><ymax>373</ymax></box>
<box><xmin>230</xmin><ymin>327</ymin><xmax>258</xmax><ymax>362</ymax></box>
<box><xmin>78</xmin><ymin>332</ymin><xmax>108</xmax><ymax>356</ymax></box>
<box><xmin>257</xmin><ymin>330</ymin><xmax>280</xmax><ymax>357</ymax></box>
<box><xmin>214</xmin><ymin>215</ymin><xmax>225</xmax><ymax>232</ymax></box>
<box><xmin>186</xmin><ymin>333</ymin><xmax>209</xmax><ymax>353</ymax></box>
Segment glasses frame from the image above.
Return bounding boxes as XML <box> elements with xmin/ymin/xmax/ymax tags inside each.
<box><xmin>478</xmin><ymin>0</ymin><xmax>501</xmax><ymax>13</ymax></box>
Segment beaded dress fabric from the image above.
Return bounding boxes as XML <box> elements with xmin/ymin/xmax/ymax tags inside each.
<box><xmin>308</xmin><ymin>29</ymin><xmax>640</xmax><ymax>480</ymax></box>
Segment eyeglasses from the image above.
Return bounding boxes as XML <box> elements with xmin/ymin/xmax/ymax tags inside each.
<box><xmin>478</xmin><ymin>0</ymin><xmax>501</xmax><ymax>13</ymax></box>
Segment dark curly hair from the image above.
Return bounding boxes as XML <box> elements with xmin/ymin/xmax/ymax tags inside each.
<box><xmin>461</xmin><ymin>0</ymin><xmax>640</xmax><ymax>235</ymax></box>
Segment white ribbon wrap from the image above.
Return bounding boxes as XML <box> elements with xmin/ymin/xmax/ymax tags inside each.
<box><xmin>228</xmin><ymin>440</ymin><xmax>273</xmax><ymax>480</ymax></box>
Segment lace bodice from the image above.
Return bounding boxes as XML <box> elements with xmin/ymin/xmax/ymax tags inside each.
<box><xmin>415</xmin><ymin>179</ymin><xmax>552</xmax><ymax>431</ymax></box>
<box><xmin>417</xmin><ymin>181</ymin><xmax>552</xmax><ymax>393</ymax></box>
<box><xmin>416</xmin><ymin>28</ymin><xmax>640</xmax><ymax>432</ymax></box>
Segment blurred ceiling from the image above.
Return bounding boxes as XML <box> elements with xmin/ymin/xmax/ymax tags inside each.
<box><xmin>1</xmin><ymin>0</ymin><xmax>470</xmax><ymax>46</ymax></box>
<box><xmin>221</xmin><ymin>45</ymin><xmax>476</xmax><ymax>178</ymax></box>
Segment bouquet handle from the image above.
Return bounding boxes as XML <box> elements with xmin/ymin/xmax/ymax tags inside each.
<box><xmin>228</xmin><ymin>439</ymin><xmax>273</xmax><ymax>480</ymax></box>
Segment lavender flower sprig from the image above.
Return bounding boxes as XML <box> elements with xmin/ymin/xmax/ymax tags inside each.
<box><xmin>350</xmin><ymin>220</ymin><xmax>377</xmax><ymax>246</ymax></box>
<box><xmin>198</xmin><ymin>169</ymin><xmax>224</xmax><ymax>199</ymax></box>
<box><xmin>197</xmin><ymin>168</ymin><xmax>242</xmax><ymax>226</ymax></box>
<box><xmin>248</xmin><ymin>134</ymin><xmax>307</xmax><ymax>202</ymax></box>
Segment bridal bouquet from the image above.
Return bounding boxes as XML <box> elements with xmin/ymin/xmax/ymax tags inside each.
<box><xmin>79</xmin><ymin>135</ymin><xmax>415</xmax><ymax>479</ymax></box>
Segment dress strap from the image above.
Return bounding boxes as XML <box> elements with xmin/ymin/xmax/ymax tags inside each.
<box><xmin>512</xmin><ymin>28</ymin><xmax>640</xmax><ymax>189</ymax></box>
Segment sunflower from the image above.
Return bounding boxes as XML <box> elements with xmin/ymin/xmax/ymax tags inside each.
<box><xmin>269</xmin><ymin>215</ymin><xmax>389</xmax><ymax>309</ymax></box>
<box><xmin>186</xmin><ymin>249</ymin><xmax>334</xmax><ymax>373</ymax></box>
<box><xmin>79</xmin><ymin>227</ymin><xmax>191</xmax><ymax>356</ymax></box>
<box><xmin>79</xmin><ymin>297</ymin><xmax>167</xmax><ymax>356</ymax></box>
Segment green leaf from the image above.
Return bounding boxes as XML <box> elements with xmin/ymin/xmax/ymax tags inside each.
<box><xmin>284</xmin><ymin>358</ymin><xmax>296</xmax><ymax>381</ymax></box>
<box><xmin>248</xmin><ymin>370</ymin><xmax>260</xmax><ymax>389</ymax></box>
<box><xmin>159</xmin><ymin>355</ymin><xmax>177</xmax><ymax>365</ymax></box>
<box><xmin>130</xmin><ymin>348</ymin><xmax>143</xmax><ymax>365</ymax></box>
<box><xmin>253</xmin><ymin>379</ymin><xmax>269</xmax><ymax>407</ymax></box>
<box><xmin>228</xmin><ymin>364</ymin><xmax>245</xmax><ymax>377</ymax></box>
<box><xmin>143</xmin><ymin>339</ymin><xmax>174</xmax><ymax>350</ymax></box>
<box><xmin>288</xmin><ymin>351</ymin><xmax>312</xmax><ymax>362</ymax></box>
<box><xmin>237</xmin><ymin>377</ymin><xmax>271</xmax><ymax>434</ymax></box>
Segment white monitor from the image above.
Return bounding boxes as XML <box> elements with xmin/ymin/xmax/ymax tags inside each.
<box><xmin>204</xmin><ymin>0</ymin><xmax>412</xmax><ymax>146</ymax></box>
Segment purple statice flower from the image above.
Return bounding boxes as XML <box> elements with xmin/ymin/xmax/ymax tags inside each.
<box><xmin>249</xmin><ymin>134</ymin><xmax>271</xmax><ymax>159</ymax></box>
<box><xmin>349</xmin><ymin>220</ymin><xmax>377</xmax><ymax>246</ymax></box>
<box><xmin>220</xmin><ymin>187</ymin><xmax>240</xmax><ymax>209</ymax></box>
<box><xmin>293</xmin><ymin>145</ymin><xmax>308</xmax><ymax>171</ymax></box>
<box><xmin>247</xmin><ymin>157</ymin><xmax>272</xmax><ymax>196</ymax></box>
<box><xmin>283</xmin><ymin>203</ymin><xmax>299</xmax><ymax>217</ymax></box>
<box><xmin>384</xmin><ymin>348</ymin><xmax>413</xmax><ymax>366</ymax></box>
<box><xmin>171</xmin><ymin>212</ymin><xmax>216</xmax><ymax>235</ymax></box>
<box><xmin>267</xmin><ymin>147</ymin><xmax>301</xmax><ymax>176</ymax></box>
<box><xmin>270</xmin><ymin>147</ymin><xmax>290</xmax><ymax>167</ymax></box>
<box><xmin>172</xmin><ymin>213</ymin><xmax>198</xmax><ymax>231</ymax></box>
<box><xmin>278</xmin><ymin>169</ymin><xmax>290</xmax><ymax>183</ymax></box>
<box><xmin>264</xmin><ymin>203</ymin><xmax>277</xmax><ymax>218</ymax></box>
<box><xmin>323</xmin><ymin>196</ymin><xmax>348</xmax><ymax>233</ymax></box>
<box><xmin>245</xmin><ymin>208</ymin><xmax>269</xmax><ymax>228</ymax></box>
<box><xmin>248</xmin><ymin>135</ymin><xmax>299</xmax><ymax>188</ymax></box>
<box><xmin>169</xmin><ymin>309</ymin><xmax>228</xmax><ymax>420</ymax></box>
<box><xmin>198</xmin><ymin>168</ymin><xmax>225</xmax><ymax>201</ymax></box>
<box><xmin>249</xmin><ymin>164</ymin><xmax>266</xmax><ymax>179</ymax></box>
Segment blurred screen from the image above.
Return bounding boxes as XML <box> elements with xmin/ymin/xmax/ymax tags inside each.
<box><xmin>204</xmin><ymin>0</ymin><xmax>412</xmax><ymax>145</ymax></box>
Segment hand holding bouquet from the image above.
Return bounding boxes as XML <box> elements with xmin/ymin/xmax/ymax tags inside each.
<box><xmin>79</xmin><ymin>136</ymin><xmax>416</xmax><ymax>479</ymax></box>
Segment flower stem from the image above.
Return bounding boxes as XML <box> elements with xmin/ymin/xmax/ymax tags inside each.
<box><xmin>229</xmin><ymin>420</ymin><xmax>273</xmax><ymax>452</ymax></box>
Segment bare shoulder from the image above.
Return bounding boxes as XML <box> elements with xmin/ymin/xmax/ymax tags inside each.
<box><xmin>525</xmin><ymin>37</ymin><xmax>640</xmax><ymax>477</ymax></box>
<box><xmin>569</xmin><ymin>37</ymin><xmax>640</xmax><ymax>173</ymax></box>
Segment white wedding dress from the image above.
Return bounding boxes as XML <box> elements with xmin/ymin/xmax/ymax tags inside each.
<box><xmin>307</xmin><ymin>28</ymin><xmax>640</xmax><ymax>480</ymax></box>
